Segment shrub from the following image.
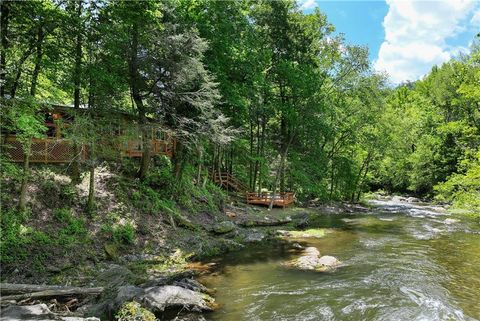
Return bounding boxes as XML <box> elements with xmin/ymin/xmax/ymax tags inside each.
<box><xmin>53</xmin><ymin>208</ymin><xmax>73</xmax><ymax>223</ymax></box>
<box><xmin>41</xmin><ymin>180</ymin><xmax>76</xmax><ymax>207</ymax></box>
<box><xmin>0</xmin><ymin>209</ymin><xmax>28</xmax><ymax>264</ymax></box>
<box><xmin>116</xmin><ymin>301</ymin><xmax>155</xmax><ymax>321</ymax></box>
<box><xmin>112</xmin><ymin>223</ymin><xmax>136</xmax><ymax>245</ymax></box>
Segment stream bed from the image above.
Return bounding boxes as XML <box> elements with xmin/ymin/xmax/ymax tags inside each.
<box><xmin>199</xmin><ymin>198</ymin><xmax>480</xmax><ymax>321</ymax></box>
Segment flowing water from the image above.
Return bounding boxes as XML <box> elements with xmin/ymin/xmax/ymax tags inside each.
<box><xmin>200</xmin><ymin>198</ymin><xmax>480</xmax><ymax>321</ymax></box>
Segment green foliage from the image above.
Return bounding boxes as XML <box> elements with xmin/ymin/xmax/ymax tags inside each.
<box><xmin>435</xmin><ymin>151</ymin><xmax>480</xmax><ymax>215</ymax></box>
<box><xmin>0</xmin><ymin>207</ymin><xmax>88</xmax><ymax>266</ymax></box>
<box><xmin>369</xmin><ymin>46</ymin><xmax>480</xmax><ymax>213</ymax></box>
<box><xmin>112</xmin><ymin>223</ymin><xmax>136</xmax><ymax>245</ymax></box>
<box><xmin>115</xmin><ymin>301</ymin><xmax>155</xmax><ymax>321</ymax></box>
<box><xmin>2</xmin><ymin>99</ymin><xmax>47</xmax><ymax>145</ymax></box>
<box><xmin>0</xmin><ymin>209</ymin><xmax>29</xmax><ymax>264</ymax></box>
<box><xmin>2</xmin><ymin>0</ymin><xmax>478</xmax><ymax>219</ymax></box>
<box><xmin>40</xmin><ymin>179</ymin><xmax>77</xmax><ymax>207</ymax></box>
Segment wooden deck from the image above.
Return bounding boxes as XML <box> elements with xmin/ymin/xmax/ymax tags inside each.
<box><xmin>3</xmin><ymin>136</ymin><xmax>175</xmax><ymax>163</ymax></box>
<box><xmin>246</xmin><ymin>192</ymin><xmax>295</xmax><ymax>208</ymax></box>
<box><xmin>209</xmin><ymin>170</ymin><xmax>295</xmax><ymax>208</ymax></box>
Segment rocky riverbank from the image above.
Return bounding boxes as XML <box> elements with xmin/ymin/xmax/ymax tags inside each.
<box><xmin>1</xmin><ymin>166</ymin><xmax>376</xmax><ymax>321</ymax></box>
<box><xmin>1</xmin><ymin>203</ymin><xmax>357</xmax><ymax>320</ymax></box>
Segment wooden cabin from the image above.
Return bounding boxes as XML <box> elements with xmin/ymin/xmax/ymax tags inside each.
<box><xmin>2</xmin><ymin>104</ymin><xmax>175</xmax><ymax>164</ymax></box>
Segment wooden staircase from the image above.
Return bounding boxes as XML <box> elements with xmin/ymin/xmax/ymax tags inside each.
<box><xmin>209</xmin><ymin>170</ymin><xmax>249</xmax><ymax>193</ymax></box>
<box><xmin>209</xmin><ymin>170</ymin><xmax>295</xmax><ymax>208</ymax></box>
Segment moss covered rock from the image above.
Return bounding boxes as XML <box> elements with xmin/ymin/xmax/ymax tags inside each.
<box><xmin>116</xmin><ymin>301</ymin><xmax>155</xmax><ymax>321</ymax></box>
<box><xmin>213</xmin><ymin>221</ymin><xmax>236</xmax><ymax>234</ymax></box>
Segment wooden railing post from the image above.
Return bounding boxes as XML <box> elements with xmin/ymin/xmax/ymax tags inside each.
<box><xmin>44</xmin><ymin>139</ymin><xmax>48</xmax><ymax>163</ymax></box>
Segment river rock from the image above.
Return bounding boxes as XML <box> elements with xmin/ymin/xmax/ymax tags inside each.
<box><xmin>244</xmin><ymin>231</ymin><xmax>265</xmax><ymax>243</ymax></box>
<box><xmin>140</xmin><ymin>285</ymin><xmax>214</xmax><ymax>312</ymax></box>
<box><xmin>96</xmin><ymin>265</ymin><xmax>136</xmax><ymax>288</ymax></box>
<box><xmin>173</xmin><ymin>314</ymin><xmax>207</xmax><ymax>321</ymax></box>
<box><xmin>316</xmin><ymin>255</ymin><xmax>341</xmax><ymax>272</ymax></box>
<box><xmin>288</xmin><ymin>247</ymin><xmax>341</xmax><ymax>272</ymax></box>
<box><xmin>405</xmin><ymin>197</ymin><xmax>421</xmax><ymax>203</ymax></box>
<box><xmin>444</xmin><ymin>218</ymin><xmax>459</xmax><ymax>225</ymax></box>
<box><xmin>104</xmin><ymin>243</ymin><xmax>119</xmax><ymax>259</ymax></box>
<box><xmin>173</xmin><ymin>278</ymin><xmax>210</xmax><ymax>294</ymax></box>
<box><xmin>213</xmin><ymin>221</ymin><xmax>236</xmax><ymax>234</ymax></box>
<box><xmin>114</xmin><ymin>285</ymin><xmax>144</xmax><ymax>306</ymax></box>
<box><xmin>292</xmin><ymin>242</ymin><xmax>303</xmax><ymax>249</ymax></box>
<box><xmin>0</xmin><ymin>304</ymin><xmax>100</xmax><ymax>321</ymax></box>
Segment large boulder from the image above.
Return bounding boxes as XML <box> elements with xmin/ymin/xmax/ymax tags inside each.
<box><xmin>140</xmin><ymin>285</ymin><xmax>214</xmax><ymax>313</ymax></box>
<box><xmin>213</xmin><ymin>221</ymin><xmax>236</xmax><ymax>234</ymax></box>
<box><xmin>287</xmin><ymin>247</ymin><xmax>341</xmax><ymax>272</ymax></box>
<box><xmin>315</xmin><ymin>255</ymin><xmax>341</xmax><ymax>272</ymax></box>
<box><xmin>114</xmin><ymin>285</ymin><xmax>144</xmax><ymax>308</ymax></box>
<box><xmin>0</xmin><ymin>304</ymin><xmax>100</xmax><ymax>321</ymax></box>
<box><xmin>294</xmin><ymin>247</ymin><xmax>321</xmax><ymax>270</ymax></box>
<box><xmin>173</xmin><ymin>278</ymin><xmax>210</xmax><ymax>294</ymax></box>
<box><xmin>96</xmin><ymin>265</ymin><xmax>136</xmax><ymax>288</ymax></box>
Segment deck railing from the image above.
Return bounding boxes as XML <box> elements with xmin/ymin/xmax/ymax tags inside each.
<box><xmin>210</xmin><ymin>170</ymin><xmax>249</xmax><ymax>193</ymax></box>
<box><xmin>3</xmin><ymin>136</ymin><xmax>175</xmax><ymax>163</ymax></box>
<box><xmin>3</xmin><ymin>137</ymin><xmax>87</xmax><ymax>163</ymax></box>
<box><xmin>120</xmin><ymin>139</ymin><xmax>175</xmax><ymax>158</ymax></box>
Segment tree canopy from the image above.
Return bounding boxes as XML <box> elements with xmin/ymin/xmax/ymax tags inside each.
<box><xmin>1</xmin><ymin>0</ymin><xmax>479</xmax><ymax>214</ymax></box>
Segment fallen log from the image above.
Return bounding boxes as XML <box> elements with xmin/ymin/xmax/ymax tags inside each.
<box><xmin>0</xmin><ymin>283</ymin><xmax>104</xmax><ymax>295</ymax></box>
<box><xmin>0</xmin><ymin>283</ymin><xmax>103</xmax><ymax>302</ymax></box>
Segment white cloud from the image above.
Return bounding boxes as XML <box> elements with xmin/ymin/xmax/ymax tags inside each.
<box><xmin>472</xmin><ymin>9</ymin><xmax>480</xmax><ymax>25</ymax></box>
<box><xmin>298</xmin><ymin>0</ymin><xmax>317</xmax><ymax>10</ymax></box>
<box><xmin>374</xmin><ymin>0</ymin><xmax>479</xmax><ymax>84</ymax></box>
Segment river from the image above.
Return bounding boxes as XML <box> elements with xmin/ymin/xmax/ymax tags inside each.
<box><xmin>199</xmin><ymin>197</ymin><xmax>480</xmax><ymax>321</ymax></box>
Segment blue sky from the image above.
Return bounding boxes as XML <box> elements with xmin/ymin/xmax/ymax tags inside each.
<box><xmin>300</xmin><ymin>0</ymin><xmax>480</xmax><ymax>83</ymax></box>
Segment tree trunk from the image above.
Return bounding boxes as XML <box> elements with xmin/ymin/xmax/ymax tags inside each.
<box><xmin>173</xmin><ymin>140</ymin><xmax>184</xmax><ymax>181</ymax></box>
<box><xmin>269</xmin><ymin>133</ymin><xmax>294</xmax><ymax>210</ymax></box>
<box><xmin>29</xmin><ymin>24</ymin><xmax>44</xmax><ymax>96</ymax></box>
<box><xmin>329</xmin><ymin>160</ymin><xmax>336</xmax><ymax>200</ymax></box>
<box><xmin>0</xmin><ymin>283</ymin><xmax>104</xmax><ymax>295</ymax></box>
<box><xmin>257</xmin><ymin>115</ymin><xmax>266</xmax><ymax>194</ymax></box>
<box><xmin>268</xmin><ymin>154</ymin><xmax>283</xmax><ymax>211</ymax></box>
<box><xmin>229</xmin><ymin>146</ymin><xmax>234</xmax><ymax>174</ymax></box>
<box><xmin>356</xmin><ymin>153</ymin><xmax>372</xmax><ymax>202</ymax></box>
<box><xmin>279</xmin><ymin>115</ymin><xmax>286</xmax><ymax>194</ymax></box>
<box><xmin>0</xmin><ymin>1</ymin><xmax>10</xmax><ymax>99</ymax></box>
<box><xmin>86</xmin><ymin>144</ymin><xmax>95</xmax><ymax>213</ymax></box>
<box><xmin>137</xmin><ymin>115</ymin><xmax>151</xmax><ymax>180</ymax></box>
<box><xmin>128</xmin><ymin>22</ymin><xmax>150</xmax><ymax>180</ymax></box>
<box><xmin>351</xmin><ymin>153</ymin><xmax>369</xmax><ymax>202</ymax></box>
<box><xmin>196</xmin><ymin>146</ymin><xmax>203</xmax><ymax>185</ymax></box>
<box><xmin>71</xmin><ymin>0</ymin><xmax>83</xmax><ymax>185</ymax></box>
<box><xmin>249</xmin><ymin>112</ymin><xmax>254</xmax><ymax>189</ymax></box>
<box><xmin>9</xmin><ymin>47</ymin><xmax>34</xmax><ymax>99</ymax></box>
<box><xmin>252</xmin><ymin>113</ymin><xmax>260</xmax><ymax>190</ymax></box>
<box><xmin>18</xmin><ymin>139</ymin><xmax>32</xmax><ymax>212</ymax></box>
<box><xmin>0</xmin><ymin>287</ymin><xmax>103</xmax><ymax>302</ymax></box>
